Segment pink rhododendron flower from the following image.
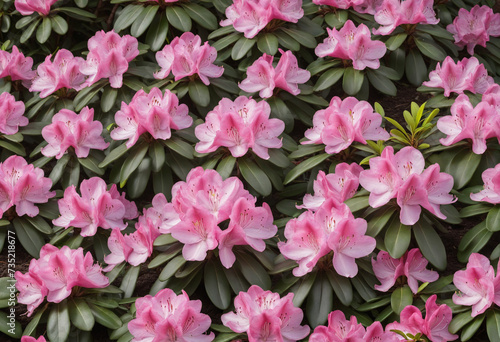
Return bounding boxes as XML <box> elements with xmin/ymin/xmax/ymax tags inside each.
<box><xmin>315</xmin><ymin>20</ymin><xmax>387</xmax><ymax>70</ymax></box>
<box><xmin>372</xmin><ymin>0</ymin><xmax>439</xmax><ymax>35</ymax></box>
<box><xmin>372</xmin><ymin>248</ymin><xmax>438</xmax><ymax>293</ymax></box>
<box><xmin>129</xmin><ymin>288</ymin><xmax>214</xmax><ymax>342</ymax></box>
<box><xmin>299</xmin><ymin>162</ymin><xmax>363</xmax><ymax>210</ymax></box>
<box><xmin>387</xmin><ymin>295</ymin><xmax>457</xmax><ymax>342</ymax></box>
<box><xmin>313</xmin><ymin>0</ymin><xmax>364</xmax><ymax>10</ymax></box>
<box><xmin>359</xmin><ymin>146</ymin><xmax>456</xmax><ymax>225</ymax></box>
<box><xmin>21</xmin><ymin>336</ymin><xmax>47</xmax><ymax>342</ymax></box>
<box><xmin>80</xmin><ymin>30</ymin><xmax>138</xmax><ymax>88</ymax></box>
<box><xmin>470</xmin><ymin>163</ymin><xmax>500</xmax><ymax>203</ymax></box>
<box><xmin>154</xmin><ymin>32</ymin><xmax>223</xmax><ymax>85</ymax></box>
<box><xmin>0</xmin><ymin>92</ymin><xmax>28</xmax><ymax>135</ymax></box>
<box><xmin>110</xmin><ymin>87</ymin><xmax>192</xmax><ymax>148</ymax></box>
<box><xmin>15</xmin><ymin>244</ymin><xmax>108</xmax><ymax>316</ymax></box>
<box><xmin>453</xmin><ymin>253</ymin><xmax>499</xmax><ymax>317</ymax></box>
<box><xmin>0</xmin><ymin>46</ymin><xmax>35</xmax><ymax>84</ymax></box>
<box><xmin>0</xmin><ymin>155</ymin><xmax>55</xmax><ymax>218</ymax></box>
<box><xmin>15</xmin><ymin>0</ymin><xmax>58</xmax><ymax>16</ymax></box>
<box><xmin>303</xmin><ymin>96</ymin><xmax>389</xmax><ymax>154</ymax></box>
<box><xmin>447</xmin><ymin>5</ymin><xmax>500</xmax><ymax>55</ymax></box>
<box><xmin>53</xmin><ymin>177</ymin><xmax>138</xmax><ymax>237</ymax></box>
<box><xmin>221</xmin><ymin>285</ymin><xmax>310</xmax><ymax>342</ymax></box>
<box><xmin>41</xmin><ymin>106</ymin><xmax>108</xmax><ymax>159</ymax></box>
<box><xmin>29</xmin><ymin>49</ymin><xmax>86</xmax><ymax>98</ymax></box>
<box><xmin>195</xmin><ymin>96</ymin><xmax>285</xmax><ymax>159</ymax></box>
<box><xmin>309</xmin><ymin>310</ymin><xmax>365</xmax><ymax>341</ymax></box>
<box><xmin>240</xmin><ymin>49</ymin><xmax>310</xmax><ymax>98</ymax></box>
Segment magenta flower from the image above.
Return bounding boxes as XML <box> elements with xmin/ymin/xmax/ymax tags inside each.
<box><xmin>240</xmin><ymin>49</ymin><xmax>310</xmax><ymax>98</ymax></box>
<box><xmin>470</xmin><ymin>163</ymin><xmax>500</xmax><ymax>203</ymax></box>
<box><xmin>0</xmin><ymin>46</ymin><xmax>35</xmax><ymax>84</ymax></box>
<box><xmin>372</xmin><ymin>0</ymin><xmax>439</xmax><ymax>35</ymax></box>
<box><xmin>316</xmin><ymin>20</ymin><xmax>387</xmax><ymax>70</ymax></box>
<box><xmin>0</xmin><ymin>92</ymin><xmax>28</xmax><ymax>135</ymax></box>
<box><xmin>195</xmin><ymin>96</ymin><xmax>285</xmax><ymax>159</ymax></box>
<box><xmin>21</xmin><ymin>336</ymin><xmax>47</xmax><ymax>342</ymax></box>
<box><xmin>29</xmin><ymin>49</ymin><xmax>86</xmax><ymax>98</ymax></box>
<box><xmin>15</xmin><ymin>0</ymin><xmax>58</xmax><ymax>16</ymax></box>
<box><xmin>41</xmin><ymin>106</ymin><xmax>108</xmax><ymax>159</ymax></box>
<box><xmin>447</xmin><ymin>5</ymin><xmax>500</xmax><ymax>55</ymax></box>
<box><xmin>220</xmin><ymin>0</ymin><xmax>304</xmax><ymax>38</ymax></box>
<box><xmin>80</xmin><ymin>30</ymin><xmax>139</xmax><ymax>88</ymax></box>
<box><xmin>453</xmin><ymin>253</ymin><xmax>497</xmax><ymax>317</ymax></box>
<box><xmin>128</xmin><ymin>288</ymin><xmax>214</xmax><ymax>342</ymax></box>
<box><xmin>110</xmin><ymin>87</ymin><xmax>192</xmax><ymax>148</ymax></box>
<box><xmin>309</xmin><ymin>310</ymin><xmax>365</xmax><ymax>341</ymax></box>
<box><xmin>221</xmin><ymin>285</ymin><xmax>310</xmax><ymax>342</ymax></box>
<box><xmin>154</xmin><ymin>32</ymin><xmax>223</xmax><ymax>85</ymax></box>
<box><xmin>53</xmin><ymin>177</ymin><xmax>138</xmax><ymax>237</ymax></box>
<box><xmin>423</xmin><ymin>56</ymin><xmax>494</xmax><ymax>97</ymax></box>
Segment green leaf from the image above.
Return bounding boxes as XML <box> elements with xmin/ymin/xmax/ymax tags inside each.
<box><xmin>212</xmin><ymin>32</ymin><xmax>240</xmax><ymax>52</ymax></box>
<box><xmin>274</xmin><ymin>30</ymin><xmax>301</xmax><ymax>51</ymax></box>
<box><xmin>131</xmin><ymin>5</ymin><xmax>159</xmax><ymax>37</ymax></box>
<box><xmin>79</xmin><ymin>155</ymin><xmax>105</xmax><ymax>176</ymax></box>
<box><xmin>344</xmin><ymin>195</ymin><xmax>370</xmax><ymax>213</ymax></box>
<box><xmin>16</xmin><ymin>15</ymin><xmax>36</xmax><ymax>29</ymax></box>
<box><xmin>25</xmin><ymin>216</ymin><xmax>52</xmax><ymax>235</ymax></box>
<box><xmin>20</xmin><ymin>18</ymin><xmax>40</xmax><ymax>43</ymax></box>
<box><xmin>47</xmin><ymin>301</ymin><xmax>71</xmax><ymax>342</ymax></box>
<box><xmin>128</xmin><ymin>156</ymin><xmax>151</xmax><ymax>198</ymax></box>
<box><xmin>216</xmin><ymin>155</ymin><xmax>236</xmax><ymax>179</ymax></box>
<box><xmin>267</xmin><ymin>96</ymin><xmax>294</xmax><ymax>131</ymax></box>
<box><xmin>367</xmin><ymin>69</ymin><xmax>397</xmax><ymax>96</ymax></box>
<box><xmin>238</xmin><ymin>157</ymin><xmax>272</xmax><ymax>196</ymax></box>
<box><xmin>449</xmin><ymin>310</ymin><xmax>475</xmax><ymax>334</ymax></box>
<box><xmin>146</xmin><ymin>12</ymin><xmax>169</xmax><ymax>51</ymax></box>
<box><xmin>413</xmin><ymin>221</ymin><xmax>447</xmax><ymax>271</ymax></box>
<box><xmin>119</xmin><ymin>141</ymin><xmax>149</xmax><ymax>187</ymax></box>
<box><xmin>99</xmin><ymin>143</ymin><xmax>128</xmax><ymax>168</ymax></box>
<box><xmin>306</xmin><ymin>273</ymin><xmax>334</xmax><ymax>327</ymax></box>
<box><xmin>159</xmin><ymin>255</ymin><xmax>187</xmax><ymax>281</ymax></box>
<box><xmin>313</xmin><ymin>67</ymin><xmax>344</xmax><ymax>91</ymax></box>
<box><xmin>101</xmin><ymin>86</ymin><xmax>118</xmax><ymax>112</ymax></box>
<box><xmin>385</xmin><ymin>32</ymin><xmax>408</xmax><ymax>51</ymax></box>
<box><xmin>23</xmin><ymin>306</ymin><xmax>46</xmax><ymax>337</ymax></box>
<box><xmin>149</xmin><ymin>141</ymin><xmax>166</xmax><ymax>172</ymax></box>
<box><xmin>405</xmin><ymin>49</ymin><xmax>427</xmax><ymax>86</ymax></box>
<box><xmin>326</xmin><ymin>269</ymin><xmax>352</xmax><ymax>306</ymax></box>
<box><xmin>280</xmin><ymin>28</ymin><xmax>316</xmax><ymax>48</ymax></box>
<box><xmin>73</xmin><ymin>80</ymin><xmax>106</xmax><ymax>112</ymax></box>
<box><xmin>69</xmin><ymin>298</ymin><xmax>95</xmax><ymax>331</ymax></box>
<box><xmin>267</xmin><ymin>148</ymin><xmax>290</xmax><ymax>168</ymax></box>
<box><xmin>342</xmin><ymin>67</ymin><xmax>364</xmax><ymax>95</ymax></box>
<box><xmin>36</xmin><ymin>17</ymin><xmax>51</xmax><ymax>44</ymax></box>
<box><xmin>88</xmin><ymin>302</ymin><xmax>122</xmax><ymax>329</ymax></box>
<box><xmin>204</xmin><ymin>259</ymin><xmax>231</xmax><ymax>309</ymax></box>
<box><xmin>356</xmin><ymin>296</ymin><xmax>391</xmax><ymax>311</ymax></box>
<box><xmin>486</xmin><ymin>206</ymin><xmax>500</xmax><ymax>232</ymax></box>
<box><xmin>231</xmin><ymin>36</ymin><xmax>256</xmax><ymax>60</ymax></box>
<box><xmin>440</xmin><ymin>204</ymin><xmax>462</xmax><ymax>224</ymax></box>
<box><xmin>384</xmin><ymin>217</ymin><xmax>411</xmax><ymax>259</ymax></box>
<box><xmin>164</xmin><ymin>137</ymin><xmax>194</xmax><ymax>159</ymax></box>
<box><xmin>236</xmin><ymin>253</ymin><xmax>271</xmax><ymax>290</ymax></box>
<box><xmin>447</xmin><ymin>149</ymin><xmax>482</xmax><ymax>189</ymax></box>
<box><xmin>51</xmin><ymin>15</ymin><xmax>68</xmax><ymax>35</ymax></box>
<box><xmin>415</xmin><ymin>36</ymin><xmax>447</xmax><ymax>61</ymax></box>
<box><xmin>114</xmin><ymin>4</ymin><xmax>144</xmax><ymax>32</ymax></box>
<box><xmin>120</xmin><ymin>265</ymin><xmax>140</xmax><ymax>298</ymax></box>
<box><xmin>153</xmin><ymin>165</ymin><xmax>173</xmax><ymax>198</ymax></box>
<box><xmin>189</xmin><ymin>80</ymin><xmax>210</xmax><ymax>107</ymax></box>
<box><xmin>0</xmin><ymin>311</ymin><xmax>21</xmax><ymax>338</ymax></box>
<box><xmin>182</xmin><ymin>3</ymin><xmax>218</xmax><ymax>30</ymax></box>
<box><xmin>487</xmin><ymin>310</ymin><xmax>500</xmax><ymax>342</ymax></box>
<box><xmin>367</xmin><ymin>207</ymin><xmax>396</xmax><ymax>237</ymax></box>
<box><xmin>324</xmin><ymin>10</ymin><xmax>348</xmax><ymax>28</ymax></box>
<box><xmin>461</xmin><ymin>315</ymin><xmax>485</xmax><ymax>341</ymax></box>
<box><xmin>166</xmin><ymin>5</ymin><xmax>192</xmax><ymax>32</ymax></box>
<box><xmin>458</xmin><ymin>221</ymin><xmax>493</xmax><ymax>263</ymax></box>
<box><xmin>291</xmin><ymin>272</ymin><xmax>317</xmax><ymax>307</ymax></box>
<box><xmin>0</xmin><ymin>139</ymin><xmax>26</xmax><ymax>156</ymax></box>
<box><xmin>56</xmin><ymin>7</ymin><xmax>97</xmax><ymax>19</ymax></box>
<box><xmin>13</xmin><ymin>218</ymin><xmax>45</xmax><ymax>258</ymax></box>
<box><xmin>257</xmin><ymin>33</ymin><xmax>279</xmax><ymax>55</ymax></box>
<box><xmin>283</xmin><ymin>153</ymin><xmax>329</xmax><ymax>185</ymax></box>
<box><xmin>391</xmin><ymin>285</ymin><xmax>413</xmax><ymax>315</ymax></box>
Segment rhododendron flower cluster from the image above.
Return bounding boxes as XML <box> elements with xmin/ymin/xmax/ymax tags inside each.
<box><xmin>239</xmin><ymin>49</ymin><xmax>310</xmax><ymax>98</ymax></box>
<box><xmin>110</xmin><ymin>87</ymin><xmax>192</xmax><ymax>148</ymax></box>
<box><xmin>221</xmin><ymin>285</ymin><xmax>310</xmax><ymax>342</ymax></box>
<box><xmin>453</xmin><ymin>253</ymin><xmax>500</xmax><ymax>317</ymax></box>
<box><xmin>423</xmin><ymin>56</ymin><xmax>494</xmax><ymax>97</ymax></box>
<box><xmin>53</xmin><ymin>177</ymin><xmax>138</xmax><ymax>237</ymax></box>
<box><xmin>436</xmin><ymin>85</ymin><xmax>500</xmax><ymax>154</ymax></box>
<box><xmin>0</xmin><ymin>155</ymin><xmax>55</xmax><ymax>218</ymax></box>
<box><xmin>310</xmin><ymin>311</ymin><xmax>399</xmax><ymax>341</ymax></box>
<box><xmin>447</xmin><ymin>5</ymin><xmax>500</xmax><ymax>55</ymax></box>
<box><xmin>29</xmin><ymin>49</ymin><xmax>86</xmax><ymax>98</ymax></box>
<box><xmin>0</xmin><ymin>92</ymin><xmax>28</xmax><ymax>135</ymax></box>
<box><xmin>299</xmin><ymin>162</ymin><xmax>363</xmax><ymax>211</ymax></box>
<box><xmin>154</xmin><ymin>32</ymin><xmax>224</xmax><ymax>85</ymax></box>
<box><xmin>15</xmin><ymin>0</ymin><xmax>58</xmax><ymax>16</ymax></box>
<box><xmin>359</xmin><ymin>146</ymin><xmax>456</xmax><ymax>225</ymax></box>
<box><xmin>386</xmin><ymin>295</ymin><xmax>457</xmax><ymax>342</ymax></box>
<box><xmin>0</xmin><ymin>45</ymin><xmax>35</xmax><ymax>83</ymax></box>
<box><xmin>302</xmin><ymin>96</ymin><xmax>390</xmax><ymax>154</ymax></box>
<box><xmin>372</xmin><ymin>0</ymin><xmax>439</xmax><ymax>35</ymax></box>
<box><xmin>41</xmin><ymin>106</ymin><xmax>109</xmax><ymax>159</ymax></box>
<box><xmin>220</xmin><ymin>0</ymin><xmax>304</xmax><ymax>38</ymax></box>
<box><xmin>315</xmin><ymin>20</ymin><xmax>387</xmax><ymax>70</ymax></box>
<box><xmin>81</xmin><ymin>30</ymin><xmax>139</xmax><ymax>88</ymax></box>
<box><xmin>195</xmin><ymin>96</ymin><xmax>285</xmax><ymax>159</ymax></box>
<box><xmin>470</xmin><ymin>163</ymin><xmax>500</xmax><ymax>203</ymax></box>
<box><xmin>313</xmin><ymin>0</ymin><xmax>363</xmax><ymax>10</ymax></box>
<box><xmin>279</xmin><ymin>198</ymin><xmax>376</xmax><ymax>277</ymax></box>
<box><xmin>15</xmin><ymin>244</ymin><xmax>109</xmax><ymax>316</ymax></box>
<box><xmin>372</xmin><ymin>248</ymin><xmax>439</xmax><ymax>294</ymax></box>
<box><xmin>128</xmin><ymin>288</ymin><xmax>214</xmax><ymax>342</ymax></box>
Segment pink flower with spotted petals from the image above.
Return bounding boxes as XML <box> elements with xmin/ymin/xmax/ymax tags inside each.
<box><xmin>15</xmin><ymin>0</ymin><xmax>58</xmax><ymax>15</ymax></box>
<box><xmin>0</xmin><ymin>92</ymin><xmax>28</xmax><ymax>135</ymax></box>
<box><xmin>313</xmin><ymin>0</ymin><xmax>365</xmax><ymax>10</ymax></box>
<box><xmin>309</xmin><ymin>310</ymin><xmax>365</xmax><ymax>341</ymax></box>
<box><xmin>372</xmin><ymin>251</ymin><xmax>405</xmax><ymax>292</ymax></box>
<box><xmin>15</xmin><ymin>260</ymin><xmax>47</xmax><ymax>317</ymax></box>
<box><xmin>470</xmin><ymin>163</ymin><xmax>500</xmax><ymax>203</ymax></box>
<box><xmin>373</xmin><ymin>0</ymin><xmax>438</xmax><ymax>35</ymax></box>
<box><xmin>0</xmin><ymin>46</ymin><xmax>35</xmax><ymax>84</ymax></box>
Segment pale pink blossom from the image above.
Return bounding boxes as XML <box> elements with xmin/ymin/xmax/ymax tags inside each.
<box><xmin>309</xmin><ymin>310</ymin><xmax>365</xmax><ymax>341</ymax></box>
<box><xmin>0</xmin><ymin>92</ymin><xmax>28</xmax><ymax>135</ymax></box>
<box><xmin>240</xmin><ymin>49</ymin><xmax>310</xmax><ymax>98</ymax></box>
<box><xmin>404</xmin><ymin>248</ymin><xmax>439</xmax><ymax>294</ymax></box>
<box><xmin>15</xmin><ymin>0</ymin><xmax>58</xmax><ymax>16</ymax></box>
<box><xmin>470</xmin><ymin>163</ymin><xmax>500</xmax><ymax>203</ymax></box>
<box><xmin>313</xmin><ymin>0</ymin><xmax>364</xmax><ymax>10</ymax></box>
<box><xmin>363</xmin><ymin>321</ymin><xmax>400</xmax><ymax>342</ymax></box>
<box><xmin>0</xmin><ymin>46</ymin><xmax>35</xmax><ymax>84</ymax></box>
<box><xmin>447</xmin><ymin>5</ymin><xmax>500</xmax><ymax>55</ymax></box>
<box><xmin>221</xmin><ymin>285</ymin><xmax>310</xmax><ymax>342</ymax></box>
<box><xmin>316</xmin><ymin>20</ymin><xmax>387</xmax><ymax>70</ymax></box>
<box><xmin>221</xmin><ymin>0</ymin><xmax>304</xmax><ymax>39</ymax></box>
<box><xmin>372</xmin><ymin>251</ymin><xmax>405</xmax><ymax>292</ymax></box>
<box><xmin>154</xmin><ymin>32</ymin><xmax>223</xmax><ymax>85</ymax></box>
<box><xmin>195</xmin><ymin>96</ymin><xmax>285</xmax><ymax>159</ymax></box>
<box><xmin>111</xmin><ymin>87</ymin><xmax>192</xmax><ymax>148</ymax></box>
